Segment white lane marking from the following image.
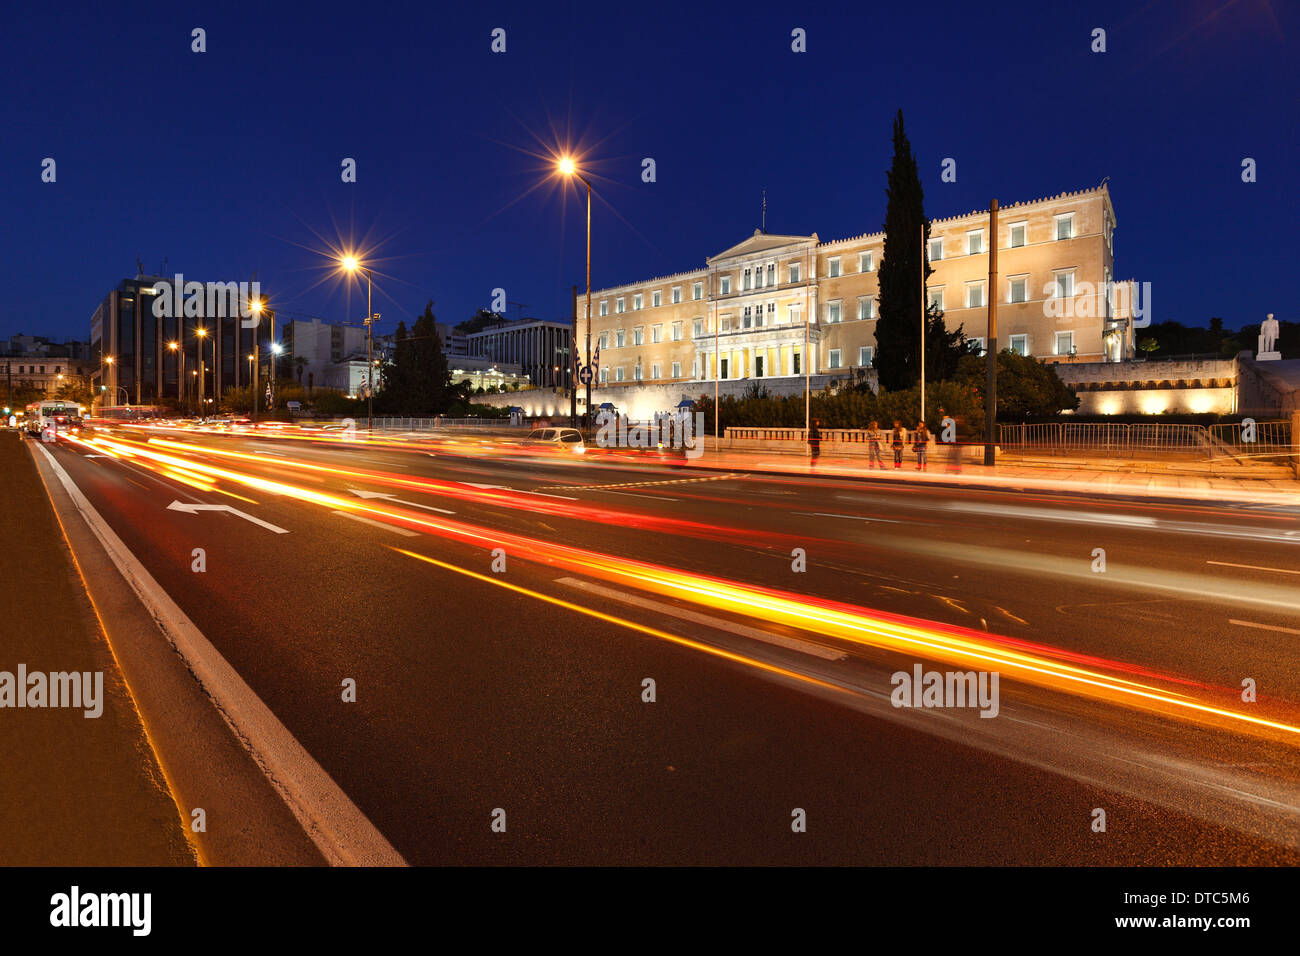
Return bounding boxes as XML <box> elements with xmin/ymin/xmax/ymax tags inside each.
<box><xmin>794</xmin><ymin>511</ymin><xmax>903</xmax><ymax>523</ymax></box>
<box><xmin>1230</xmin><ymin>619</ymin><xmax>1300</xmax><ymax>636</ymax></box>
<box><xmin>943</xmin><ymin>500</ymin><xmax>1159</xmax><ymax>528</ymax></box>
<box><xmin>331</xmin><ymin>510</ymin><xmax>419</xmax><ymax>536</ymax></box>
<box><xmin>1209</xmin><ymin>560</ymin><xmax>1300</xmax><ymax>576</ymax></box>
<box><xmin>464</xmin><ymin>482</ymin><xmax>579</xmax><ymax>500</ymax></box>
<box><xmin>167</xmin><ymin>500</ymin><xmax>290</xmax><ymax>534</ymax></box>
<box><xmin>554</xmin><ymin>576</ymin><xmax>847</xmax><ymax>662</ymax></box>
<box><xmin>591</xmin><ymin>489</ymin><xmax>681</xmax><ymax>502</ymax></box>
<box><xmin>32</xmin><ymin>442</ymin><xmax>406</xmax><ymax>866</ymax></box>
<box><xmin>346</xmin><ymin>488</ymin><xmax>455</xmax><ymax>514</ymax></box>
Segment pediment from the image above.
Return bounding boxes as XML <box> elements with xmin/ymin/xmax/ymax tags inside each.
<box><xmin>708</xmin><ymin>230</ymin><xmax>817</xmax><ymax>263</ymax></box>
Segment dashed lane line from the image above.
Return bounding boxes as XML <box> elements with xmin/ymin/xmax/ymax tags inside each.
<box><xmin>547</xmin><ymin>472</ymin><xmax>745</xmax><ymax>492</ymax></box>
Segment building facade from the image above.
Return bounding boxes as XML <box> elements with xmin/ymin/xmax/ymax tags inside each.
<box><xmin>90</xmin><ymin>276</ymin><xmax>273</xmax><ymax>406</ymax></box>
<box><xmin>580</xmin><ymin>184</ymin><xmax>1137</xmax><ymax>395</ymax></box>
<box><xmin>466</xmin><ymin>319</ymin><xmax>572</xmax><ymax>389</ymax></box>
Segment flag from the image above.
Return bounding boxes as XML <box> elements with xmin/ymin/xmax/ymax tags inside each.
<box><xmin>592</xmin><ymin>342</ymin><xmax>600</xmax><ymax>373</ymax></box>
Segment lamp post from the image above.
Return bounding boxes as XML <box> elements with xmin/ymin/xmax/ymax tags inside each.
<box><xmin>269</xmin><ymin>342</ymin><xmax>283</xmax><ymax>415</ymax></box>
<box><xmin>249</xmin><ymin>297</ymin><xmax>264</xmax><ymax>424</ymax></box>
<box><xmin>195</xmin><ymin>327</ymin><xmax>210</xmax><ymax>420</ymax></box>
<box><xmin>558</xmin><ymin>156</ymin><xmax>593</xmax><ymax>434</ymax></box>
<box><xmin>168</xmin><ymin>341</ymin><xmax>185</xmax><ymax>416</ymax></box>
<box><xmin>104</xmin><ymin>355</ymin><xmax>117</xmax><ymax>411</ymax></box>
<box><xmin>341</xmin><ymin>256</ymin><xmax>375</xmax><ymax>432</ymax></box>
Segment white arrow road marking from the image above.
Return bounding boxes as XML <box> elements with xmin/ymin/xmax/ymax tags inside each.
<box><xmin>346</xmin><ymin>488</ymin><xmax>455</xmax><ymax>514</ymax></box>
<box><xmin>331</xmin><ymin>511</ymin><xmax>419</xmax><ymax>536</ymax></box>
<box><xmin>167</xmin><ymin>500</ymin><xmax>290</xmax><ymax>534</ymax></box>
<box><xmin>464</xmin><ymin>482</ymin><xmax>578</xmax><ymax>500</ymax></box>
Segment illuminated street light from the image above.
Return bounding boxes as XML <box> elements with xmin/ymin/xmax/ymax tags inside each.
<box><xmin>340</xmin><ymin>255</ymin><xmax>375</xmax><ymax>433</ymax></box>
<box><xmin>557</xmin><ymin>155</ymin><xmax>592</xmax><ymax>431</ymax></box>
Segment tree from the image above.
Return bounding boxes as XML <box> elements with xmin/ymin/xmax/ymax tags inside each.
<box><xmin>377</xmin><ymin>304</ymin><xmax>451</xmax><ymax>414</ymax></box>
<box><xmin>454</xmin><ymin>309</ymin><xmax>506</xmax><ymax>336</ymax></box>
<box><xmin>874</xmin><ymin>109</ymin><xmax>932</xmax><ymax>391</ymax></box>
<box><xmin>957</xmin><ymin>350</ymin><xmax>1078</xmax><ymax>419</ymax></box>
<box><xmin>924</xmin><ymin>305</ymin><xmax>980</xmax><ymax>383</ymax></box>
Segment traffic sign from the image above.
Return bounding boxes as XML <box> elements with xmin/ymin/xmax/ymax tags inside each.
<box><xmin>577</xmin><ymin>365</ymin><xmax>593</xmax><ymax>386</ymax></box>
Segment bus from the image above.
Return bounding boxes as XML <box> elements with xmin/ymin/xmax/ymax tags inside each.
<box><xmin>24</xmin><ymin>400</ymin><xmax>84</xmax><ymax>436</ymax></box>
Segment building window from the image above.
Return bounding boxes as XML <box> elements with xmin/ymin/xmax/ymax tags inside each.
<box><xmin>616</xmin><ymin>297</ymin><xmax>625</xmax><ymax>314</ymax></box>
<box><xmin>969</xmin><ymin>337</ymin><xmax>985</xmax><ymax>354</ymax></box>
<box><xmin>693</xmin><ymin>319</ymin><xmax>704</xmax><ymax>338</ymax></box>
<box><xmin>967</xmin><ymin>230</ymin><xmax>984</xmax><ymax>255</ymax></box>
<box><xmin>1009</xmin><ymin>223</ymin><xmax>1026</xmax><ymax>248</ymax></box>
<box><xmin>966</xmin><ymin>283</ymin><xmax>984</xmax><ymax>309</ymax></box>
<box><xmin>789</xmin><ymin>262</ymin><xmax>801</xmax><ymax>283</ymax></box>
<box><xmin>616</xmin><ymin>366</ymin><xmax>625</xmax><ymax>382</ymax></box>
<box><xmin>633</xmin><ymin>293</ymin><xmax>643</xmax><ymax>311</ymax></box>
<box><xmin>859</xmin><ymin>252</ymin><xmax>874</xmax><ymax>273</ymax></box>
<box><xmin>767</xmin><ymin>263</ymin><xmax>775</xmax><ymax>286</ymax></box>
<box><xmin>742</xmin><ymin>306</ymin><xmax>752</xmax><ymax>329</ymax></box>
<box><xmin>599</xmin><ymin>332</ymin><xmax>609</xmax><ymax>349</ymax></box>
<box><xmin>672</xmin><ymin>286</ymin><xmax>682</xmax><ymax>304</ymax></box>
<box><xmin>1009</xmin><ymin>277</ymin><xmax>1028</xmax><ymax>303</ymax></box>
<box><xmin>858</xmin><ymin>346</ymin><xmax>874</xmax><ymax>367</ymax></box>
<box><xmin>1055</xmin><ymin>331</ymin><xmax>1074</xmax><ymax>356</ymax></box>
<box><xmin>788</xmin><ymin>306</ymin><xmax>801</xmax><ymax>325</ymax></box>
<box><xmin>599</xmin><ymin>300</ymin><xmax>609</xmax><ymax>316</ymax></box>
<box><xmin>827</xmin><ymin>301</ymin><xmax>842</xmax><ymax>323</ymax></box>
<box><xmin>829</xmin><ymin>349</ymin><xmax>842</xmax><ymax>369</ymax></box>
<box><xmin>652</xmin><ymin>291</ymin><xmax>661</xmax><ymax>308</ymax></box>
<box><xmin>721</xmin><ymin>317</ymin><xmax>730</xmax><ymax>332</ymax></box>
<box><xmin>1010</xmin><ymin>334</ymin><xmax>1029</xmax><ymax>356</ymax></box>
<box><xmin>793</xmin><ymin>352</ymin><xmax>801</xmax><ymax>375</ymax></box>
<box><xmin>671</xmin><ymin>361</ymin><xmax>681</xmax><ymax>378</ymax></box>
<box><xmin>1055</xmin><ymin>270</ymin><xmax>1074</xmax><ymax>298</ymax></box>
<box><xmin>633</xmin><ymin>365</ymin><xmax>642</xmax><ymax>382</ymax></box>
<box><xmin>615</xmin><ymin>330</ymin><xmax>625</xmax><ymax>348</ymax></box>
<box><xmin>720</xmin><ymin>276</ymin><xmax>731</xmax><ymax>295</ymax></box>
<box><xmin>692</xmin><ymin>282</ymin><xmax>702</xmax><ymax>300</ymax></box>
<box><xmin>633</xmin><ymin>328</ymin><xmax>644</xmax><ymax>346</ymax></box>
<box><xmin>928</xmin><ymin>288</ymin><xmax>945</xmax><ymax>311</ymax></box>
<box><xmin>828</xmin><ymin>256</ymin><xmax>841</xmax><ymax>278</ymax></box>
<box><xmin>651</xmin><ymin>325</ymin><xmax>662</xmax><ymax>344</ymax></box>
<box><xmin>651</xmin><ymin>363</ymin><xmax>661</xmax><ymax>379</ymax></box>
<box><xmin>600</xmin><ymin>368</ymin><xmax>608</xmax><ymax>383</ymax></box>
<box><xmin>1055</xmin><ymin>213</ymin><xmax>1074</xmax><ymax>241</ymax></box>
<box><xmin>929</xmin><ymin>238</ymin><xmax>943</xmax><ymax>261</ymax></box>
<box><xmin>766</xmin><ymin>302</ymin><xmax>775</xmax><ymax>324</ymax></box>
<box><xmin>858</xmin><ymin>296</ymin><xmax>876</xmax><ymax>320</ymax></box>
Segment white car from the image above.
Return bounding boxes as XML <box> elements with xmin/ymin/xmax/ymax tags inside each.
<box><xmin>521</xmin><ymin>427</ymin><xmax>585</xmax><ymax>454</ymax></box>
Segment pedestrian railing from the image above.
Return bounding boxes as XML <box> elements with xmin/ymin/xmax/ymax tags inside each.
<box><xmin>726</xmin><ymin>427</ymin><xmax>887</xmax><ymax>443</ymax></box>
<box><xmin>998</xmin><ymin>421</ymin><xmax>1293</xmax><ymax>462</ymax></box>
<box><xmin>366</xmin><ymin>417</ymin><xmax>524</xmax><ymax>430</ymax></box>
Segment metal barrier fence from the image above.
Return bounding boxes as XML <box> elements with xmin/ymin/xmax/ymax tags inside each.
<box><xmin>998</xmin><ymin>421</ymin><xmax>1293</xmax><ymax>461</ymax></box>
<box><xmin>366</xmin><ymin>417</ymin><xmax>524</xmax><ymax>430</ymax></box>
<box><xmin>726</xmin><ymin>427</ymin><xmax>881</xmax><ymax>443</ymax></box>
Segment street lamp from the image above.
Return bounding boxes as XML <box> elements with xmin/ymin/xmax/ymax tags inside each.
<box><xmin>341</xmin><ymin>255</ymin><xmax>375</xmax><ymax>432</ymax></box>
<box><xmin>168</xmin><ymin>341</ymin><xmax>185</xmax><ymax>416</ymax></box>
<box><xmin>249</xmin><ymin>297</ymin><xmax>264</xmax><ymax>424</ymax></box>
<box><xmin>269</xmin><ymin>342</ymin><xmax>283</xmax><ymax>414</ymax></box>
<box><xmin>195</xmin><ymin>327</ymin><xmax>211</xmax><ymax>420</ymax></box>
<box><xmin>557</xmin><ymin>156</ymin><xmax>592</xmax><ymax>432</ymax></box>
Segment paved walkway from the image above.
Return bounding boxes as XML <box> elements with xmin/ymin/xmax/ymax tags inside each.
<box><xmin>0</xmin><ymin>432</ymin><xmax>195</xmax><ymax>864</ymax></box>
<box><xmin>676</xmin><ymin>446</ymin><xmax>1300</xmax><ymax>505</ymax></box>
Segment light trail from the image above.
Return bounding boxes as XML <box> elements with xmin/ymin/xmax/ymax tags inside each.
<box><xmin>59</xmin><ymin>429</ymin><xmax>1300</xmax><ymax>743</ymax></box>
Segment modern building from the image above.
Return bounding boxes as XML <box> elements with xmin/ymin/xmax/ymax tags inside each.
<box><xmin>0</xmin><ymin>355</ymin><xmax>95</xmax><ymax>401</ymax></box>
<box><xmin>281</xmin><ymin>318</ymin><xmax>370</xmax><ymax>393</ymax></box>
<box><xmin>466</xmin><ymin>319</ymin><xmax>572</xmax><ymax>389</ymax></box>
<box><xmin>580</xmin><ymin>183</ymin><xmax>1137</xmax><ymax>393</ymax></box>
<box><xmin>90</xmin><ymin>275</ymin><xmax>274</xmax><ymax>407</ymax></box>
<box><xmin>447</xmin><ymin>355</ymin><xmax>529</xmax><ymax>392</ymax></box>
<box><xmin>435</xmin><ymin>323</ymin><xmax>471</xmax><ymax>358</ymax></box>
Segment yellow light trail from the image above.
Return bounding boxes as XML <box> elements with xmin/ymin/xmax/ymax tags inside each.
<box><xmin>65</xmin><ymin>431</ymin><xmax>1300</xmax><ymax>743</ymax></box>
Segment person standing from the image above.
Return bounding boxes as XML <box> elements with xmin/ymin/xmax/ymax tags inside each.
<box><xmin>890</xmin><ymin>420</ymin><xmax>906</xmax><ymax>469</ymax></box>
<box><xmin>913</xmin><ymin>420</ymin><xmax>930</xmax><ymax>471</ymax></box>
<box><xmin>867</xmin><ymin>419</ymin><xmax>883</xmax><ymax>469</ymax></box>
<box><xmin>807</xmin><ymin>417</ymin><xmax>823</xmax><ymax>468</ymax></box>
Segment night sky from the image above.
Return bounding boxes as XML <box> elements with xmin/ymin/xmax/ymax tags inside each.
<box><xmin>2</xmin><ymin>0</ymin><xmax>1295</xmax><ymax>345</ymax></box>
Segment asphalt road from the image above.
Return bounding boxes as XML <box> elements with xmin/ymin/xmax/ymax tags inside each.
<box><xmin>32</xmin><ymin>423</ymin><xmax>1300</xmax><ymax>864</ymax></box>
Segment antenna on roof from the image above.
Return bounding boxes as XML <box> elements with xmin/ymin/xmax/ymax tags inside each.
<box><xmin>136</xmin><ymin>255</ymin><xmax>144</xmax><ymax>279</ymax></box>
<box><xmin>761</xmin><ymin>190</ymin><xmax>767</xmax><ymax>233</ymax></box>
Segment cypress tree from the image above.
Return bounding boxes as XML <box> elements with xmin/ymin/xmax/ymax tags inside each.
<box><xmin>874</xmin><ymin>109</ymin><xmax>931</xmax><ymax>391</ymax></box>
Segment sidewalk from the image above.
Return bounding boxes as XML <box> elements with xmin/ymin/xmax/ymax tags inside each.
<box><xmin>677</xmin><ymin>443</ymin><xmax>1300</xmax><ymax>505</ymax></box>
<box><xmin>0</xmin><ymin>431</ymin><xmax>195</xmax><ymax>865</ymax></box>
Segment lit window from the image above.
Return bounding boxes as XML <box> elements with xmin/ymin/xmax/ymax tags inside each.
<box><xmin>720</xmin><ymin>276</ymin><xmax>731</xmax><ymax>295</ymax></box>
<box><xmin>1055</xmin><ymin>331</ymin><xmax>1074</xmax><ymax>356</ymax></box>
<box><xmin>651</xmin><ymin>363</ymin><xmax>660</xmax><ymax>379</ymax></box>
<box><xmin>1009</xmin><ymin>278</ymin><xmax>1027</xmax><ymax>303</ymax></box>
<box><xmin>767</xmin><ymin>264</ymin><xmax>775</xmax><ymax>285</ymax></box>
<box><xmin>929</xmin><ymin>238</ymin><xmax>943</xmax><ymax>261</ymax></box>
<box><xmin>1056</xmin><ymin>271</ymin><xmax>1074</xmax><ymax>298</ymax></box>
<box><xmin>672</xmin><ymin>286</ymin><xmax>681</xmax><ymax>304</ymax></box>
<box><xmin>600</xmin><ymin>367</ymin><xmax>609</xmax><ymax>383</ymax></box>
<box><xmin>599</xmin><ymin>332</ymin><xmax>609</xmax><ymax>349</ymax></box>
<box><xmin>652</xmin><ymin>291</ymin><xmax>661</xmax><ymax>308</ymax></box>
<box><xmin>651</xmin><ymin>325</ymin><xmax>662</xmax><ymax>344</ymax></box>
<box><xmin>968</xmin><ymin>231</ymin><xmax>984</xmax><ymax>255</ymax></box>
<box><xmin>616</xmin><ymin>298</ymin><xmax>625</xmax><ymax>314</ymax></box>
<box><xmin>858</xmin><ymin>297</ymin><xmax>875</xmax><ymax>320</ymax></box>
<box><xmin>671</xmin><ymin>361</ymin><xmax>681</xmax><ymax>378</ymax></box>
<box><xmin>858</xmin><ymin>346</ymin><xmax>873</xmax><ymax>367</ymax></box>
<box><xmin>692</xmin><ymin>282</ymin><xmax>702</xmax><ymax>300</ymax></box>
<box><xmin>1010</xmin><ymin>223</ymin><xmax>1026</xmax><ymax>248</ymax></box>
<box><xmin>829</xmin><ymin>349</ymin><xmax>842</xmax><ymax>368</ymax></box>
<box><xmin>633</xmin><ymin>294</ymin><xmax>643</xmax><ymax>310</ymax></box>
<box><xmin>928</xmin><ymin>289</ymin><xmax>945</xmax><ymax>311</ymax></box>
<box><xmin>860</xmin><ymin>252</ymin><xmax>874</xmax><ymax>273</ymax></box>
<box><xmin>633</xmin><ymin>328</ymin><xmax>644</xmax><ymax>346</ymax></box>
<box><xmin>829</xmin><ymin>257</ymin><xmax>841</xmax><ymax>278</ymax></box>
<box><xmin>599</xmin><ymin>300</ymin><xmax>608</xmax><ymax>316</ymax></box>
<box><xmin>967</xmin><ymin>284</ymin><xmax>984</xmax><ymax>309</ymax></box>
<box><xmin>1055</xmin><ymin>214</ymin><xmax>1074</xmax><ymax>241</ymax></box>
<box><xmin>616</xmin><ymin>366</ymin><xmax>625</xmax><ymax>382</ymax></box>
<box><xmin>1010</xmin><ymin>334</ymin><xmax>1028</xmax><ymax>356</ymax></box>
<box><xmin>789</xmin><ymin>263</ymin><xmax>801</xmax><ymax>283</ymax></box>
<box><xmin>827</xmin><ymin>302</ymin><xmax>842</xmax><ymax>323</ymax></box>
<box><xmin>615</xmin><ymin>330</ymin><xmax>625</xmax><ymax>348</ymax></box>
<box><xmin>693</xmin><ymin>319</ymin><xmax>704</xmax><ymax>337</ymax></box>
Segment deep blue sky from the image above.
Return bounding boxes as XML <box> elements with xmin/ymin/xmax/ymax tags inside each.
<box><xmin>2</xmin><ymin>0</ymin><xmax>1295</xmax><ymax>344</ymax></box>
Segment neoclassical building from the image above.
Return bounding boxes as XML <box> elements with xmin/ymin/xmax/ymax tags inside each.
<box><xmin>581</xmin><ymin>183</ymin><xmax>1138</xmax><ymax>392</ymax></box>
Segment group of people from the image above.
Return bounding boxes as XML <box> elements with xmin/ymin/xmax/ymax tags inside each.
<box><xmin>806</xmin><ymin>411</ymin><xmax>961</xmax><ymax>473</ymax></box>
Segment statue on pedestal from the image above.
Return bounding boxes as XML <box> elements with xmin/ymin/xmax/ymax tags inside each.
<box><xmin>1258</xmin><ymin>313</ymin><xmax>1280</xmax><ymax>359</ymax></box>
